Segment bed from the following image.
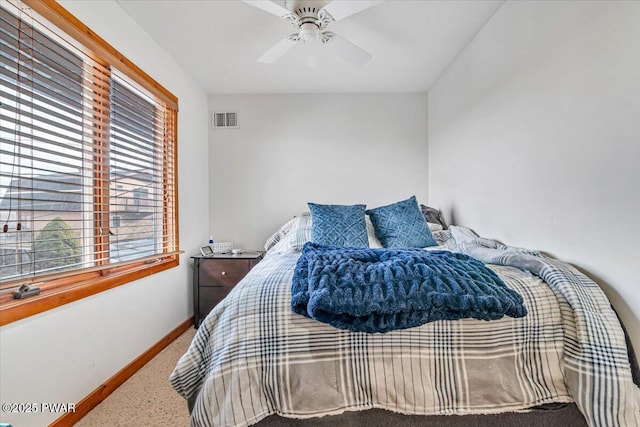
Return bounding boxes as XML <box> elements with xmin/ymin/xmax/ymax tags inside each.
<box><xmin>170</xmin><ymin>204</ymin><xmax>640</xmax><ymax>427</ymax></box>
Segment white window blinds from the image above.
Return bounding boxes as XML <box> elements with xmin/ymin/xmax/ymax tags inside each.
<box><xmin>0</xmin><ymin>0</ymin><xmax>178</xmax><ymax>286</ymax></box>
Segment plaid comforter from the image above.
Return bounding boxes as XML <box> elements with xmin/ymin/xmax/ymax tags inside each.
<box><xmin>170</xmin><ymin>228</ymin><xmax>639</xmax><ymax>427</ymax></box>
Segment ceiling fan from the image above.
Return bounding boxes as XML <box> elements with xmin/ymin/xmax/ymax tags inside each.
<box><xmin>243</xmin><ymin>0</ymin><xmax>381</xmax><ymax>67</ymax></box>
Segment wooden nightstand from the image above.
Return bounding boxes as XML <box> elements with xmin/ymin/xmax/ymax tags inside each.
<box><xmin>192</xmin><ymin>252</ymin><xmax>263</xmax><ymax>327</ymax></box>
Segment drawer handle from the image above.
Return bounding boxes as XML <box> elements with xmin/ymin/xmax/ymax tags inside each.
<box><xmin>221</xmin><ymin>271</ymin><xmax>226</xmax><ymax>276</ymax></box>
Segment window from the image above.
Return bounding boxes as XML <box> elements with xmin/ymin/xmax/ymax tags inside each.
<box><xmin>0</xmin><ymin>0</ymin><xmax>180</xmax><ymax>325</ymax></box>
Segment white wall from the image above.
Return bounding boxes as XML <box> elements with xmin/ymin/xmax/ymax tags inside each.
<box><xmin>428</xmin><ymin>0</ymin><xmax>640</xmax><ymax>353</ymax></box>
<box><xmin>0</xmin><ymin>2</ymin><xmax>209</xmax><ymax>426</ymax></box>
<box><xmin>208</xmin><ymin>94</ymin><xmax>429</xmax><ymax>251</ymax></box>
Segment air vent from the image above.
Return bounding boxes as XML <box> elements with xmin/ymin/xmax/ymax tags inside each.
<box><xmin>212</xmin><ymin>112</ymin><xmax>238</xmax><ymax>129</ymax></box>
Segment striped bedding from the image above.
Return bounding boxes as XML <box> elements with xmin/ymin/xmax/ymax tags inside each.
<box><xmin>170</xmin><ymin>227</ymin><xmax>639</xmax><ymax>427</ymax></box>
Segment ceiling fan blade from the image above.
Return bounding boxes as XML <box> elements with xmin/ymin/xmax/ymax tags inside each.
<box><xmin>322</xmin><ymin>0</ymin><xmax>382</xmax><ymax>21</ymax></box>
<box><xmin>257</xmin><ymin>37</ymin><xmax>297</xmax><ymax>63</ymax></box>
<box><xmin>325</xmin><ymin>33</ymin><xmax>371</xmax><ymax>67</ymax></box>
<box><xmin>242</xmin><ymin>0</ymin><xmax>291</xmax><ymax>18</ymax></box>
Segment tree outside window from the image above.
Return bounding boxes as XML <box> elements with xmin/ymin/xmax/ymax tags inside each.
<box><xmin>33</xmin><ymin>217</ymin><xmax>81</xmax><ymax>273</ymax></box>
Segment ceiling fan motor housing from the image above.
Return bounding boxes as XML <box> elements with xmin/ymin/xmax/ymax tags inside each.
<box><xmin>289</xmin><ymin>3</ymin><xmax>333</xmax><ymax>42</ymax></box>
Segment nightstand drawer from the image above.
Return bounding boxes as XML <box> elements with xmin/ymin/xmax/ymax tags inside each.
<box><xmin>198</xmin><ymin>287</ymin><xmax>231</xmax><ymax>319</ymax></box>
<box><xmin>198</xmin><ymin>259</ymin><xmax>250</xmax><ymax>287</ymax></box>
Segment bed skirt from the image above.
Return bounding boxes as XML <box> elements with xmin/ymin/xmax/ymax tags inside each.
<box><xmin>252</xmin><ymin>404</ymin><xmax>588</xmax><ymax>427</ymax></box>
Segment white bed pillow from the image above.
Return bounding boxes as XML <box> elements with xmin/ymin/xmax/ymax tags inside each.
<box><xmin>265</xmin><ymin>212</ymin><xmax>383</xmax><ymax>253</ymax></box>
<box><xmin>366</xmin><ymin>216</ymin><xmax>383</xmax><ymax>248</ymax></box>
<box><xmin>428</xmin><ymin>222</ymin><xmax>444</xmax><ymax>232</ymax></box>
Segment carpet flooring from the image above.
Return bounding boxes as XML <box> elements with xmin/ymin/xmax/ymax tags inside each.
<box><xmin>75</xmin><ymin>327</ymin><xmax>196</xmax><ymax>426</ymax></box>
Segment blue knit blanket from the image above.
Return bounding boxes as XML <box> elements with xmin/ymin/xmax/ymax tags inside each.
<box><xmin>292</xmin><ymin>242</ymin><xmax>527</xmax><ymax>333</ymax></box>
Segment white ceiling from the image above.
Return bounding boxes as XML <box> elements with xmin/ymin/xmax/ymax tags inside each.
<box><xmin>116</xmin><ymin>0</ymin><xmax>504</xmax><ymax>94</ymax></box>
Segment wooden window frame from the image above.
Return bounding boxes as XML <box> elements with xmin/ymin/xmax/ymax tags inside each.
<box><xmin>0</xmin><ymin>0</ymin><xmax>180</xmax><ymax>326</ymax></box>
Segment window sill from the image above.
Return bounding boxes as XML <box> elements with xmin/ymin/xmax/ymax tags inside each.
<box><xmin>0</xmin><ymin>257</ymin><xmax>179</xmax><ymax>327</ymax></box>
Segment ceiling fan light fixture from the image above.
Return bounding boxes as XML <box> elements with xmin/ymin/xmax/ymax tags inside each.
<box><xmin>299</xmin><ymin>22</ymin><xmax>320</xmax><ymax>42</ymax></box>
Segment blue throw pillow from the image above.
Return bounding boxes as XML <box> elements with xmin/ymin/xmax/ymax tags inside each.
<box><xmin>308</xmin><ymin>203</ymin><xmax>368</xmax><ymax>248</ymax></box>
<box><xmin>366</xmin><ymin>196</ymin><xmax>437</xmax><ymax>248</ymax></box>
